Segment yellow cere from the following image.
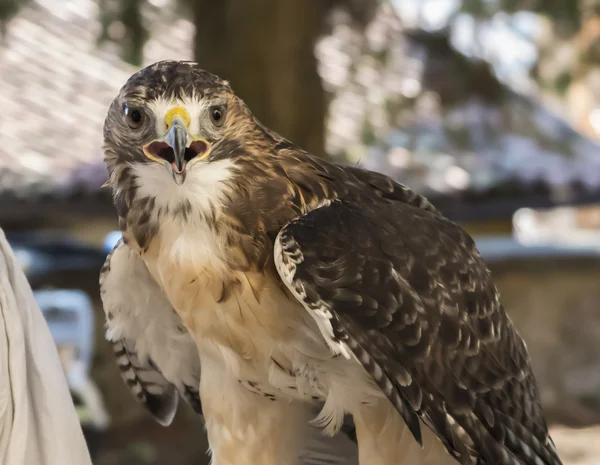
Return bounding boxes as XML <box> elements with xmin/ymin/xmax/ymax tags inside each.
<box><xmin>165</xmin><ymin>107</ymin><xmax>191</xmax><ymax>129</ymax></box>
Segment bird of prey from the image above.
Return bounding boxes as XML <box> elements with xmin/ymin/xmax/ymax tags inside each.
<box><xmin>101</xmin><ymin>60</ymin><xmax>562</xmax><ymax>465</ymax></box>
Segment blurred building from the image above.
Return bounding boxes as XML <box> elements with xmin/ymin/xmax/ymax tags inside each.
<box><xmin>0</xmin><ymin>0</ymin><xmax>195</xmax><ymax>244</ymax></box>
<box><xmin>2</xmin><ymin>1</ymin><xmax>600</xmax><ymax>242</ymax></box>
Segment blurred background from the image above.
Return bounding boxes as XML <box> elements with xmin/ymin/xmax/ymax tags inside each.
<box><xmin>1</xmin><ymin>0</ymin><xmax>600</xmax><ymax>463</ymax></box>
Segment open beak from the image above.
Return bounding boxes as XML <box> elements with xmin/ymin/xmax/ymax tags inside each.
<box><xmin>163</xmin><ymin>116</ymin><xmax>189</xmax><ymax>184</ymax></box>
<box><xmin>143</xmin><ymin>108</ymin><xmax>211</xmax><ymax>185</ymax></box>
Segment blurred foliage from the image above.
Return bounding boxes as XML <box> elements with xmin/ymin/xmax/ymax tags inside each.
<box><xmin>98</xmin><ymin>0</ymin><xmax>149</xmax><ymax>66</ymax></box>
<box><xmin>96</xmin><ymin>0</ymin><xmax>379</xmax><ymax>68</ymax></box>
<box><xmin>361</xmin><ymin>119</ymin><xmax>377</xmax><ymax>146</ymax></box>
<box><xmin>453</xmin><ymin>0</ymin><xmax>600</xmax><ymax>141</ymax></box>
<box><xmin>97</xmin><ymin>0</ymin><xmax>153</xmax><ymax>66</ymax></box>
<box><xmin>459</xmin><ymin>0</ymin><xmax>598</xmax><ymax>88</ymax></box>
<box><xmin>462</xmin><ymin>0</ymin><xmax>581</xmax><ymax>33</ymax></box>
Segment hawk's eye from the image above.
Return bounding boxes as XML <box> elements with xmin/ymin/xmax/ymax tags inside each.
<box><xmin>210</xmin><ymin>106</ymin><xmax>225</xmax><ymax>127</ymax></box>
<box><xmin>124</xmin><ymin>105</ymin><xmax>145</xmax><ymax>129</ymax></box>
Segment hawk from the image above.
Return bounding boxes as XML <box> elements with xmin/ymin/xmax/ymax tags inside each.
<box><xmin>101</xmin><ymin>60</ymin><xmax>562</xmax><ymax>465</ymax></box>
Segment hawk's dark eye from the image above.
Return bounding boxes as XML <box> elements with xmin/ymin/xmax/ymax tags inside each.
<box><xmin>210</xmin><ymin>106</ymin><xmax>225</xmax><ymax>127</ymax></box>
<box><xmin>124</xmin><ymin>105</ymin><xmax>145</xmax><ymax>129</ymax></box>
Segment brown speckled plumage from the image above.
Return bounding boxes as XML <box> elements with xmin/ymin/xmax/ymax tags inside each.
<box><xmin>101</xmin><ymin>60</ymin><xmax>562</xmax><ymax>465</ymax></box>
<box><xmin>104</xmin><ymin>62</ymin><xmax>434</xmax><ymax>271</ymax></box>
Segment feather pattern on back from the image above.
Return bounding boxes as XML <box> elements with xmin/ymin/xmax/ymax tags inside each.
<box><xmin>274</xmin><ymin>199</ymin><xmax>562</xmax><ymax>465</ymax></box>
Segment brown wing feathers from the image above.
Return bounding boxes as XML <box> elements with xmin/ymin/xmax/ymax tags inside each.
<box><xmin>276</xmin><ymin>198</ymin><xmax>561</xmax><ymax>465</ymax></box>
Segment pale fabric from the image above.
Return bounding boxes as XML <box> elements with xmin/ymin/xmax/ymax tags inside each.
<box><xmin>0</xmin><ymin>229</ymin><xmax>93</xmax><ymax>465</ymax></box>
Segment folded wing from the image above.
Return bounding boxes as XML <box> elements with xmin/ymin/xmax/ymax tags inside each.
<box><xmin>99</xmin><ymin>240</ymin><xmax>202</xmax><ymax>425</ymax></box>
<box><xmin>275</xmin><ymin>199</ymin><xmax>561</xmax><ymax>465</ymax></box>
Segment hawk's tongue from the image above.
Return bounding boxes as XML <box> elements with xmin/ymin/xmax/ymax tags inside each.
<box><xmin>172</xmin><ymin>160</ymin><xmax>187</xmax><ymax>174</ymax></box>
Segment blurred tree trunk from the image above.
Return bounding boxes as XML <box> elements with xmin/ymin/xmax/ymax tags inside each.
<box><xmin>190</xmin><ymin>0</ymin><xmax>328</xmax><ymax>156</ymax></box>
<box><xmin>0</xmin><ymin>0</ymin><xmax>31</xmax><ymax>40</ymax></box>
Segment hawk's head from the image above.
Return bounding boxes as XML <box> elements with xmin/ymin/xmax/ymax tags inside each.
<box><xmin>103</xmin><ymin>60</ymin><xmax>337</xmax><ymax>254</ymax></box>
<box><xmin>103</xmin><ymin>60</ymin><xmax>262</xmax><ymax>187</ymax></box>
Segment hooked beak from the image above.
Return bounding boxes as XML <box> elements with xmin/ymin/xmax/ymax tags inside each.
<box><xmin>163</xmin><ymin>116</ymin><xmax>189</xmax><ymax>183</ymax></box>
<box><xmin>143</xmin><ymin>108</ymin><xmax>211</xmax><ymax>185</ymax></box>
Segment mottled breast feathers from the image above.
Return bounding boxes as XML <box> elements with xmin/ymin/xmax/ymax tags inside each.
<box><xmin>100</xmin><ymin>239</ymin><xmax>363</xmax><ymax>465</ymax></box>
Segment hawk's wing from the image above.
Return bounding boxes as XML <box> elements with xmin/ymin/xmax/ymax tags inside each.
<box><xmin>99</xmin><ymin>239</ymin><xmax>202</xmax><ymax>425</ymax></box>
<box><xmin>274</xmin><ymin>199</ymin><xmax>561</xmax><ymax>465</ymax></box>
<box><xmin>100</xmin><ymin>240</ymin><xmax>360</xmax><ymax>465</ymax></box>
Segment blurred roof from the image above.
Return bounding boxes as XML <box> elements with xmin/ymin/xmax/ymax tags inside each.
<box><xmin>1</xmin><ymin>1</ymin><xmax>600</xmax><ymax>225</ymax></box>
<box><xmin>0</xmin><ymin>0</ymin><xmax>194</xmax><ymax>222</ymax></box>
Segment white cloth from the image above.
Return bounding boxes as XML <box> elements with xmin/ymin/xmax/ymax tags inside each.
<box><xmin>0</xmin><ymin>230</ymin><xmax>92</xmax><ymax>465</ymax></box>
